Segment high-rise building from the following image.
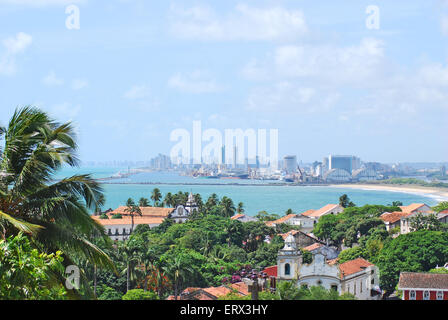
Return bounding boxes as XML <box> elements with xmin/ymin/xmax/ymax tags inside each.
<box><xmin>221</xmin><ymin>145</ymin><xmax>226</xmax><ymax>167</ymax></box>
<box><xmin>150</xmin><ymin>154</ymin><xmax>172</xmax><ymax>170</ymax></box>
<box><xmin>328</xmin><ymin>155</ymin><xmax>360</xmax><ymax>174</ymax></box>
<box><xmin>233</xmin><ymin>146</ymin><xmax>238</xmax><ymax>169</ymax></box>
<box><xmin>283</xmin><ymin>155</ymin><xmax>297</xmax><ymax>174</ymax></box>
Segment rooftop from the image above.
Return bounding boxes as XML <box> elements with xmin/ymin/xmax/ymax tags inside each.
<box><xmin>303</xmin><ymin>243</ymin><xmax>324</xmax><ymax>252</ymax></box>
<box><xmin>339</xmin><ymin>258</ymin><xmax>374</xmax><ymax>278</ymax></box>
<box><xmin>399</xmin><ymin>203</ymin><xmax>430</xmax><ymax>213</ymax></box>
<box><xmin>92</xmin><ymin>215</ymin><xmax>166</xmax><ymax>226</ymax></box>
<box><xmin>109</xmin><ymin>206</ymin><xmax>174</xmax><ymax>217</ymax></box>
<box><xmin>307</xmin><ymin>204</ymin><xmax>341</xmax><ymax>218</ymax></box>
<box><xmin>380</xmin><ymin>211</ymin><xmax>410</xmax><ymax>224</ymax></box>
<box><xmin>398</xmin><ymin>272</ymin><xmax>448</xmax><ymax>290</ymax></box>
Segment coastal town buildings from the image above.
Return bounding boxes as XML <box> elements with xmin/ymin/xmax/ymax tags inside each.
<box><xmin>265</xmin><ymin>213</ymin><xmax>314</xmax><ymax>231</ymax></box>
<box><xmin>398</xmin><ymin>272</ymin><xmax>448</xmax><ymax>300</ymax></box>
<box><xmin>380</xmin><ymin>203</ymin><xmax>448</xmax><ymax>235</ymax></box>
<box><xmin>92</xmin><ymin>206</ymin><xmax>174</xmax><ymax>241</ymax></box>
<box><xmin>380</xmin><ymin>211</ymin><xmax>409</xmax><ymax>233</ymax></box>
<box><xmin>93</xmin><ymin>192</ymin><xmax>198</xmax><ymax>240</ymax></box>
<box><xmin>274</xmin><ymin>234</ymin><xmax>380</xmax><ymax>300</ymax></box>
<box><xmin>230</xmin><ymin>214</ymin><xmax>258</xmax><ymax>223</ymax></box>
<box><xmin>302</xmin><ymin>204</ymin><xmax>344</xmax><ymax>222</ymax></box>
<box><xmin>167</xmin><ymin>282</ymin><xmax>250</xmax><ymax>300</ymax></box>
<box><xmin>279</xmin><ymin>230</ymin><xmax>325</xmax><ymax>248</ymax></box>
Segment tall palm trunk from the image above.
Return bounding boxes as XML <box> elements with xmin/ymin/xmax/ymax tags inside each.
<box><xmin>93</xmin><ymin>264</ymin><xmax>97</xmax><ymax>297</ymax></box>
<box><xmin>126</xmin><ymin>260</ymin><xmax>130</xmax><ymax>292</ymax></box>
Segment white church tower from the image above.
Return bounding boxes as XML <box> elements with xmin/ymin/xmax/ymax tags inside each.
<box><xmin>277</xmin><ymin>234</ymin><xmax>302</xmax><ymax>280</ymax></box>
<box><xmin>170</xmin><ymin>192</ymin><xmax>199</xmax><ymax>223</ymax></box>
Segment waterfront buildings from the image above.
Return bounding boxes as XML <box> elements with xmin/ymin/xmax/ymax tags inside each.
<box><xmin>380</xmin><ymin>203</ymin><xmax>448</xmax><ymax>235</ymax></box>
<box><xmin>149</xmin><ymin>154</ymin><xmax>172</xmax><ymax>170</ymax></box>
<box><xmin>398</xmin><ymin>272</ymin><xmax>448</xmax><ymax>300</ymax></box>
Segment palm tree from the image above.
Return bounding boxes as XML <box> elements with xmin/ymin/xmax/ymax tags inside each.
<box><xmin>124</xmin><ymin>198</ymin><xmax>142</xmax><ymax>234</ymax></box>
<box><xmin>237</xmin><ymin>202</ymin><xmax>244</xmax><ymax>214</ymax></box>
<box><xmin>0</xmin><ymin>107</ymin><xmax>114</xmax><ymax>292</ymax></box>
<box><xmin>206</xmin><ymin>193</ymin><xmax>219</xmax><ymax>210</ymax></box>
<box><xmin>162</xmin><ymin>256</ymin><xmax>194</xmax><ymax>300</ymax></box>
<box><xmin>118</xmin><ymin>240</ymin><xmax>140</xmax><ymax>292</ymax></box>
<box><xmin>220</xmin><ymin>196</ymin><xmax>236</xmax><ymax>218</ymax></box>
<box><xmin>164</xmin><ymin>192</ymin><xmax>174</xmax><ymax>207</ymax></box>
<box><xmin>151</xmin><ymin>188</ymin><xmax>162</xmax><ymax>206</ymax></box>
<box><xmin>139</xmin><ymin>197</ymin><xmax>149</xmax><ymax>207</ymax></box>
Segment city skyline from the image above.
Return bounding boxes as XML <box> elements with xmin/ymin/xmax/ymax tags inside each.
<box><xmin>1</xmin><ymin>1</ymin><xmax>448</xmax><ymax>163</ymax></box>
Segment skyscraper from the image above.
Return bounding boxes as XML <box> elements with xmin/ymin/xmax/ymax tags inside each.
<box><xmin>328</xmin><ymin>155</ymin><xmax>361</xmax><ymax>174</ymax></box>
<box><xmin>283</xmin><ymin>155</ymin><xmax>297</xmax><ymax>174</ymax></box>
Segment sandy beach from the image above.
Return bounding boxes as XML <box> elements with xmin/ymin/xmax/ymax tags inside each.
<box><xmin>330</xmin><ymin>184</ymin><xmax>448</xmax><ymax>203</ymax></box>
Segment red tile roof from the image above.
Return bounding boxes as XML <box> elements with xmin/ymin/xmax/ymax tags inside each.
<box><xmin>279</xmin><ymin>230</ymin><xmax>301</xmax><ymax>240</ymax></box>
<box><xmin>301</xmin><ymin>209</ymin><xmax>316</xmax><ymax>217</ymax></box>
<box><xmin>202</xmin><ymin>286</ymin><xmax>233</xmax><ymax>298</ymax></box>
<box><xmin>398</xmin><ymin>272</ymin><xmax>448</xmax><ymax>290</ymax></box>
<box><xmin>263</xmin><ymin>266</ymin><xmax>278</xmax><ymax>277</ymax></box>
<box><xmin>231</xmin><ymin>214</ymin><xmax>245</xmax><ymax>220</ymax></box>
<box><xmin>308</xmin><ymin>204</ymin><xmax>341</xmax><ymax>218</ymax></box>
<box><xmin>338</xmin><ymin>258</ymin><xmax>374</xmax><ymax>278</ymax></box>
<box><xmin>327</xmin><ymin>258</ymin><xmax>339</xmax><ymax>265</ymax></box>
<box><xmin>399</xmin><ymin>203</ymin><xmax>429</xmax><ymax>213</ymax></box>
<box><xmin>229</xmin><ymin>282</ymin><xmax>250</xmax><ymax>296</ymax></box>
<box><xmin>303</xmin><ymin>243</ymin><xmax>324</xmax><ymax>252</ymax></box>
<box><xmin>110</xmin><ymin>206</ymin><xmax>174</xmax><ymax>217</ymax></box>
<box><xmin>92</xmin><ymin>215</ymin><xmax>166</xmax><ymax>226</ymax></box>
<box><xmin>272</xmin><ymin>214</ymin><xmax>297</xmax><ymax>224</ymax></box>
<box><xmin>380</xmin><ymin>211</ymin><xmax>410</xmax><ymax>224</ymax></box>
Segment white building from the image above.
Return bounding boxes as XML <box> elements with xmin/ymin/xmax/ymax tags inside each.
<box><xmin>352</xmin><ymin>168</ymin><xmax>379</xmax><ymax>181</ymax></box>
<box><xmin>323</xmin><ymin>168</ymin><xmax>352</xmax><ymax>182</ymax></box>
<box><xmin>170</xmin><ymin>192</ymin><xmax>199</xmax><ymax>223</ymax></box>
<box><xmin>230</xmin><ymin>214</ymin><xmax>258</xmax><ymax>223</ymax></box>
<box><xmin>276</xmin><ymin>236</ymin><xmax>380</xmax><ymax>300</ymax></box>
<box><xmin>92</xmin><ymin>206</ymin><xmax>174</xmax><ymax>241</ymax></box>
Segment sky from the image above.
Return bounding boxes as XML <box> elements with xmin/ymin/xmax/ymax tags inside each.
<box><xmin>0</xmin><ymin>0</ymin><xmax>447</xmax><ymax>164</ymax></box>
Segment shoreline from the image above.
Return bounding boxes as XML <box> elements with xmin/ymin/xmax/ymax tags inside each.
<box><xmin>329</xmin><ymin>184</ymin><xmax>448</xmax><ymax>203</ymax></box>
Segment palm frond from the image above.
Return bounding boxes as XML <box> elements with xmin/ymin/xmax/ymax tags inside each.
<box><xmin>34</xmin><ymin>221</ymin><xmax>116</xmax><ymax>272</ymax></box>
<box><xmin>0</xmin><ymin>209</ymin><xmax>43</xmax><ymax>235</ymax></box>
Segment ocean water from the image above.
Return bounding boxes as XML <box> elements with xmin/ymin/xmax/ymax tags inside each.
<box><xmin>54</xmin><ymin>167</ymin><xmax>440</xmax><ymax>215</ymax></box>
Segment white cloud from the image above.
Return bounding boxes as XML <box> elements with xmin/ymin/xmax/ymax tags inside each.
<box><xmin>247</xmin><ymin>82</ymin><xmax>340</xmax><ymax>113</ymax></box>
<box><xmin>0</xmin><ymin>32</ymin><xmax>32</xmax><ymax>76</ymax></box>
<box><xmin>168</xmin><ymin>70</ymin><xmax>222</xmax><ymax>94</ymax></box>
<box><xmin>123</xmin><ymin>84</ymin><xmax>160</xmax><ymax>111</ymax></box>
<box><xmin>124</xmin><ymin>85</ymin><xmax>152</xmax><ymax>100</ymax></box>
<box><xmin>51</xmin><ymin>102</ymin><xmax>81</xmax><ymax>120</ymax></box>
<box><xmin>243</xmin><ymin>37</ymin><xmax>448</xmax><ymax>118</ymax></box>
<box><xmin>71</xmin><ymin>79</ymin><xmax>88</xmax><ymax>90</ymax></box>
<box><xmin>243</xmin><ymin>38</ymin><xmax>386</xmax><ymax>85</ymax></box>
<box><xmin>169</xmin><ymin>3</ymin><xmax>307</xmax><ymax>41</ymax></box>
<box><xmin>42</xmin><ymin>71</ymin><xmax>64</xmax><ymax>87</ymax></box>
<box><xmin>441</xmin><ymin>15</ymin><xmax>448</xmax><ymax>35</ymax></box>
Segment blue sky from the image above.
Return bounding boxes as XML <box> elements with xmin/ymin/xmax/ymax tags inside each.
<box><xmin>0</xmin><ymin>0</ymin><xmax>447</xmax><ymax>163</ymax></box>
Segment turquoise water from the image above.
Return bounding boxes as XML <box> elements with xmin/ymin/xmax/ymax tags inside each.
<box><xmin>54</xmin><ymin>167</ymin><xmax>440</xmax><ymax>215</ymax></box>
<box><xmin>101</xmin><ymin>184</ymin><xmax>437</xmax><ymax>215</ymax></box>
